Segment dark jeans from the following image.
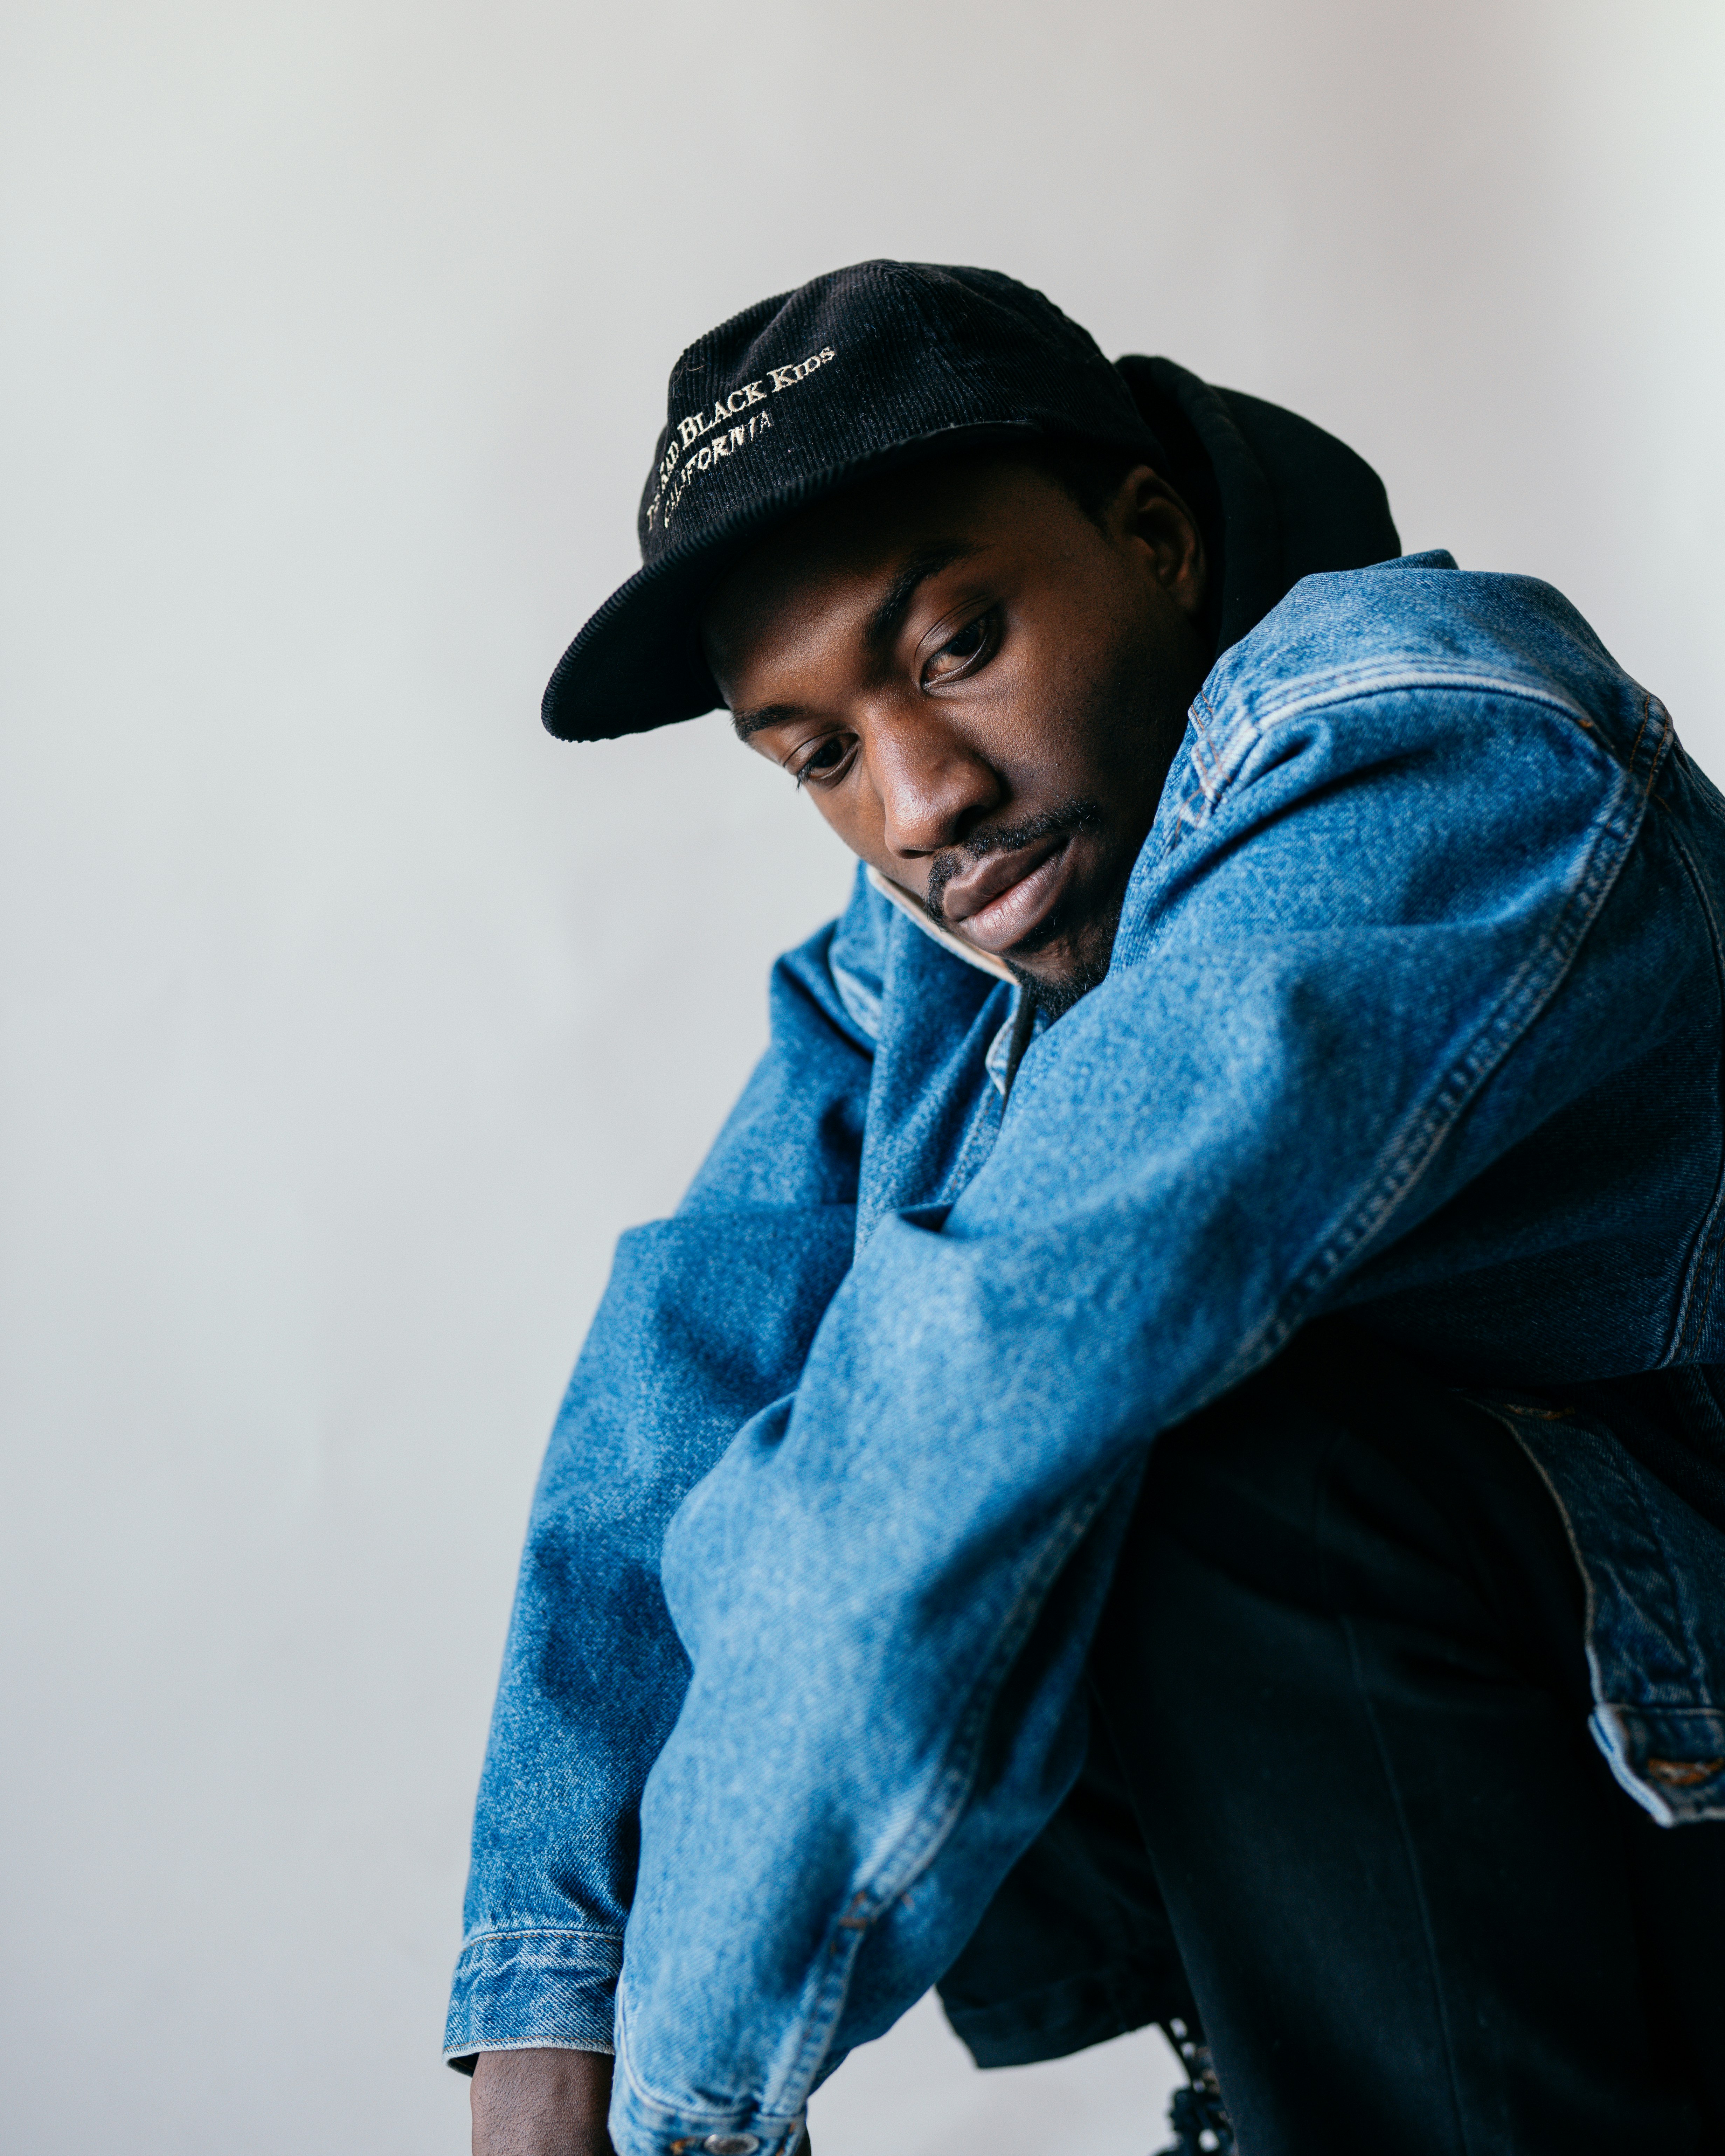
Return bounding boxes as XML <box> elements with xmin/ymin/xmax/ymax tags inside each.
<box><xmin>942</xmin><ymin>1326</ymin><xmax>1725</xmax><ymax>2153</ymax></box>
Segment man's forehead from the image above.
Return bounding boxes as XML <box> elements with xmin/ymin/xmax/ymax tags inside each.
<box><xmin>709</xmin><ymin>529</ymin><xmax>988</xmax><ymax>684</ymax></box>
<box><xmin>711</xmin><ymin>453</ymin><xmax>1060</xmax><ymax>621</ymax></box>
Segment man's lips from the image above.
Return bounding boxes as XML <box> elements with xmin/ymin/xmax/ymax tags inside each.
<box><xmin>940</xmin><ymin>835</ymin><xmax>1076</xmax><ymax>955</ymax></box>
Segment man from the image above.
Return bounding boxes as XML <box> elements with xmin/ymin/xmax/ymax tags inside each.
<box><xmin>448</xmin><ymin>262</ymin><xmax>1725</xmax><ymax>2156</ymax></box>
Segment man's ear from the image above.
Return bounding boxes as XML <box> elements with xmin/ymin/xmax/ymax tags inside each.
<box><xmin>1119</xmin><ymin>466</ymin><xmax>1207</xmax><ymax>621</ymax></box>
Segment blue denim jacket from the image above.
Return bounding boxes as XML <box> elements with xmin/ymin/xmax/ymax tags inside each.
<box><xmin>448</xmin><ymin>552</ymin><xmax>1725</xmax><ymax>2156</ymax></box>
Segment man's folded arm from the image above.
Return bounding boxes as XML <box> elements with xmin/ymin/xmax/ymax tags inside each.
<box><xmin>607</xmin><ymin>673</ymin><xmax>1686</xmax><ymax>2148</ymax></box>
<box><xmin>444</xmin><ymin>879</ymin><xmax>883</xmax><ymax>2068</ymax></box>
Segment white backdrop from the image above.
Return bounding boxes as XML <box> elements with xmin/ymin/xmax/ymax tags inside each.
<box><xmin>3</xmin><ymin>4</ymin><xmax>1722</xmax><ymax>2150</ymax></box>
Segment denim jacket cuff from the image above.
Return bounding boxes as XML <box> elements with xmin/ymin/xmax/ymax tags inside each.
<box><xmin>443</xmin><ymin>1926</ymin><xmax>623</xmax><ymax>2068</ymax></box>
<box><xmin>1590</xmin><ymin>1705</ymin><xmax>1725</xmax><ymax>1827</ymax></box>
<box><xmin>609</xmin><ymin>2066</ymin><xmax>808</xmax><ymax>2156</ymax></box>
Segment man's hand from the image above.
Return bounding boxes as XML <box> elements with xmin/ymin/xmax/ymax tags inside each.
<box><xmin>471</xmin><ymin>2047</ymin><xmax>616</xmax><ymax>2156</ymax></box>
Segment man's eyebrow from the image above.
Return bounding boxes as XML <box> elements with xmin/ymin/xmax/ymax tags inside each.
<box><xmin>728</xmin><ymin>539</ymin><xmax>982</xmax><ymax>742</ymax></box>
<box><xmin>732</xmin><ymin>702</ymin><xmax>800</xmax><ymax>742</ymax></box>
<box><xmin>864</xmin><ymin>539</ymin><xmax>982</xmax><ymax>654</ymax></box>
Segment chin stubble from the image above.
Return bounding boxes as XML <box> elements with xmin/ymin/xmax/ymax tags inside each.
<box><xmin>1006</xmin><ymin>899</ymin><xmax>1122</xmax><ymax>1021</ymax></box>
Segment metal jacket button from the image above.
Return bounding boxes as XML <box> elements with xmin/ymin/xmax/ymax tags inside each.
<box><xmin>702</xmin><ymin>2137</ymin><xmax>760</xmax><ymax>2154</ymax></box>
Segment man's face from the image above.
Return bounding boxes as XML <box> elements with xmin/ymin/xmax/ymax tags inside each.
<box><xmin>701</xmin><ymin>452</ymin><xmax>1210</xmax><ymax>1014</ymax></box>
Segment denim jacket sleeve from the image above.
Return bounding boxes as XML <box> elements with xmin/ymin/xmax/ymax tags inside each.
<box><xmin>442</xmin><ymin>871</ymin><xmax>883</xmax><ymax>2065</ymax></box>
<box><xmin>603</xmin><ymin>561</ymin><xmax>1684</xmax><ymax>2155</ymax></box>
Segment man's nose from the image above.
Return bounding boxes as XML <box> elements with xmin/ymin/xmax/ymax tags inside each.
<box><xmin>870</xmin><ymin>707</ymin><xmax>1004</xmax><ymax>859</ymax></box>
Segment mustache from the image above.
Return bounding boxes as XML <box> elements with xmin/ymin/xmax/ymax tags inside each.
<box><xmin>924</xmin><ymin>797</ymin><xmax>1104</xmax><ymax>924</ymax></box>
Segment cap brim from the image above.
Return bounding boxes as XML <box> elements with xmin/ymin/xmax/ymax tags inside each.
<box><xmin>541</xmin><ymin>420</ymin><xmax>1076</xmax><ymax>742</ymax></box>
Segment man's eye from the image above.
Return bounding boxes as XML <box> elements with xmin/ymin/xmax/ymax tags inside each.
<box><xmin>923</xmin><ymin>614</ymin><xmax>991</xmax><ymax>685</ymax></box>
<box><xmin>793</xmin><ymin>736</ymin><xmax>853</xmax><ymax>786</ymax></box>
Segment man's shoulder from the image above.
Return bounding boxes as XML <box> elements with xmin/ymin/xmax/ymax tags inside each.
<box><xmin>1209</xmin><ymin>550</ymin><xmax>1647</xmax><ymax>744</ymax></box>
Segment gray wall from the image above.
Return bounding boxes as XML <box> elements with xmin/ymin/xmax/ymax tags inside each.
<box><xmin>2</xmin><ymin>2</ymin><xmax>1721</xmax><ymax>2149</ymax></box>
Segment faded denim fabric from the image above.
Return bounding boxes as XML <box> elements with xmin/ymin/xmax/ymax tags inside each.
<box><xmin>448</xmin><ymin>552</ymin><xmax>1725</xmax><ymax>2156</ymax></box>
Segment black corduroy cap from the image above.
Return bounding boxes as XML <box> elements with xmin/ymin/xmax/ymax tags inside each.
<box><xmin>543</xmin><ymin>260</ymin><xmax>1166</xmax><ymax>742</ymax></box>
